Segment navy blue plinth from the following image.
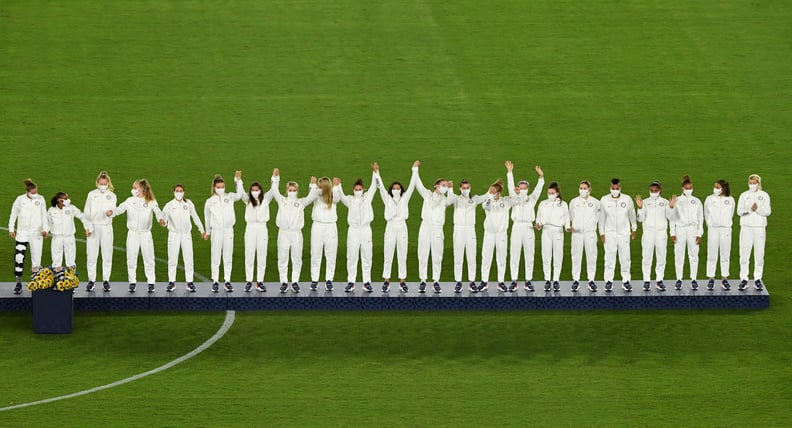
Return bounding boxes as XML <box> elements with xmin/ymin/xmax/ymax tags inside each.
<box><xmin>32</xmin><ymin>288</ymin><xmax>74</xmax><ymax>334</ymax></box>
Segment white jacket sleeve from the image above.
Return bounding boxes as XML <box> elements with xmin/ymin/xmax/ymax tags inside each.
<box><xmin>8</xmin><ymin>198</ymin><xmax>20</xmax><ymax>233</ymax></box>
<box><xmin>189</xmin><ymin>201</ymin><xmax>205</xmax><ymax>234</ymax></box>
<box><xmin>204</xmin><ymin>199</ymin><xmax>213</xmax><ymax>235</ymax></box>
<box><xmin>335</xmin><ymin>185</ymin><xmax>350</xmax><ymax>207</ymax></box>
<box><xmin>506</xmin><ymin>171</ymin><xmax>517</xmax><ymax>197</ymax></box>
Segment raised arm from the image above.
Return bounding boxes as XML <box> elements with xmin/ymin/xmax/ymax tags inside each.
<box><xmin>505</xmin><ymin>161</ymin><xmax>517</xmax><ymax>197</ymax></box>
<box><xmin>403</xmin><ymin>164</ymin><xmax>419</xmax><ymax>202</ymax></box>
<box><xmin>365</xmin><ymin>169</ymin><xmax>379</xmax><ymax>202</ymax></box>
<box><xmin>334</xmin><ymin>178</ymin><xmax>350</xmax><ymax>207</ymax></box>
<box><xmin>529</xmin><ymin>166</ymin><xmax>545</xmax><ymax>201</ymax></box>
<box><xmin>270</xmin><ymin>169</ymin><xmax>283</xmax><ymax>203</ymax></box>
<box><xmin>236</xmin><ymin>174</ymin><xmax>249</xmax><ymax>204</ymax></box>
<box><xmin>413</xmin><ymin>161</ymin><xmax>430</xmax><ymax>198</ymax></box>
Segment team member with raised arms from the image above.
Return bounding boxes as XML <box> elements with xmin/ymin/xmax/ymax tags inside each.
<box><xmin>669</xmin><ymin>176</ymin><xmax>703</xmax><ymax>290</ymax></box>
<box><xmin>568</xmin><ymin>180</ymin><xmax>600</xmax><ymax>292</ymax></box>
<box><xmin>84</xmin><ymin>171</ymin><xmax>117</xmax><ymax>292</ymax></box>
<box><xmin>273</xmin><ymin>171</ymin><xmax>318</xmax><ymax>293</ymax></box>
<box><xmin>737</xmin><ymin>174</ymin><xmax>771</xmax><ymax>291</ymax></box>
<box><xmin>480</xmin><ymin>179</ymin><xmax>522</xmax><ymax>293</ymax></box>
<box><xmin>506</xmin><ymin>161</ymin><xmax>545</xmax><ymax>291</ymax></box>
<box><xmin>599</xmin><ymin>178</ymin><xmax>637</xmax><ymax>292</ymax></box>
<box><xmin>204</xmin><ymin>171</ymin><xmax>244</xmax><ymax>293</ymax></box>
<box><xmin>535</xmin><ymin>182</ymin><xmax>571</xmax><ymax>292</ymax></box>
<box><xmin>238</xmin><ymin>176</ymin><xmax>277</xmax><ymax>293</ymax></box>
<box><xmin>309</xmin><ymin>177</ymin><xmax>340</xmax><ymax>291</ymax></box>
<box><xmin>334</xmin><ymin>164</ymin><xmax>379</xmax><ymax>292</ymax></box>
<box><xmin>48</xmin><ymin>192</ymin><xmax>92</xmax><ymax>271</ymax></box>
<box><xmin>414</xmin><ymin>163</ymin><xmax>455</xmax><ymax>293</ymax></box>
<box><xmin>636</xmin><ymin>181</ymin><xmax>672</xmax><ymax>291</ymax></box>
<box><xmin>376</xmin><ymin>161</ymin><xmax>418</xmax><ymax>292</ymax></box>
<box><xmin>8</xmin><ymin>179</ymin><xmax>48</xmax><ymax>294</ymax></box>
<box><xmin>107</xmin><ymin>179</ymin><xmax>165</xmax><ymax>293</ymax></box>
<box><xmin>161</xmin><ymin>184</ymin><xmax>206</xmax><ymax>293</ymax></box>
<box><xmin>449</xmin><ymin>179</ymin><xmax>487</xmax><ymax>293</ymax></box>
<box><xmin>704</xmin><ymin>180</ymin><xmax>735</xmax><ymax>290</ymax></box>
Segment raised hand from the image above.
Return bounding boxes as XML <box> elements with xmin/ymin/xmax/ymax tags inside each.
<box><xmin>310</xmin><ymin>176</ymin><xmax>317</xmax><ymax>184</ymax></box>
<box><xmin>413</xmin><ymin>160</ymin><xmax>421</xmax><ymax>168</ymax></box>
<box><xmin>535</xmin><ymin>165</ymin><xmax>544</xmax><ymax>177</ymax></box>
<box><xmin>372</xmin><ymin>162</ymin><xmax>379</xmax><ymax>172</ymax></box>
<box><xmin>235</xmin><ymin>170</ymin><xmax>242</xmax><ymax>180</ymax></box>
<box><xmin>505</xmin><ymin>160</ymin><xmax>514</xmax><ymax>172</ymax></box>
<box><xmin>273</xmin><ymin>168</ymin><xmax>280</xmax><ymax>177</ymax></box>
<box><xmin>447</xmin><ymin>180</ymin><xmax>454</xmax><ymax>188</ymax></box>
<box><xmin>333</xmin><ymin>177</ymin><xmax>340</xmax><ymax>186</ymax></box>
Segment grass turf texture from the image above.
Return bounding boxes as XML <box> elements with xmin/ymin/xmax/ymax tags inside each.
<box><xmin>0</xmin><ymin>0</ymin><xmax>790</xmax><ymax>425</ymax></box>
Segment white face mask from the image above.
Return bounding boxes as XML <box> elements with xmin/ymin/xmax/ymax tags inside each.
<box><xmin>287</xmin><ymin>191</ymin><xmax>298</xmax><ymax>199</ymax></box>
<box><xmin>460</xmin><ymin>189</ymin><xmax>471</xmax><ymax>197</ymax></box>
<box><xmin>391</xmin><ymin>189</ymin><xmax>401</xmax><ymax>198</ymax></box>
<box><xmin>610</xmin><ymin>189</ymin><xmax>621</xmax><ymax>197</ymax></box>
<box><xmin>174</xmin><ymin>192</ymin><xmax>184</xmax><ymax>201</ymax></box>
<box><xmin>63</xmin><ymin>199</ymin><xmax>72</xmax><ymax>207</ymax></box>
<box><xmin>547</xmin><ymin>193</ymin><xmax>557</xmax><ymax>201</ymax></box>
<box><xmin>251</xmin><ymin>190</ymin><xmax>261</xmax><ymax>199</ymax></box>
<box><xmin>98</xmin><ymin>185</ymin><xmax>108</xmax><ymax>192</ymax></box>
<box><xmin>579</xmin><ymin>189</ymin><xmax>589</xmax><ymax>198</ymax></box>
<box><xmin>682</xmin><ymin>189</ymin><xmax>693</xmax><ymax>197</ymax></box>
<box><xmin>713</xmin><ymin>187</ymin><xmax>722</xmax><ymax>196</ymax></box>
<box><xmin>748</xmin><ymin>183</ymin><xmax>759</xmax><ymax>191</ymax></box>
<box><xmin>519</xmin><ymin>189</ymin><xmax>528</xmax><ymax>196</ymax></box>
<box><xmin>215</xmin><ymin>187</ymin><xmax>225</xmax><ymax>196</ymax></box>
<box><xmin>438</xmin><ymin>185</ymin><xmax>449</xmax><ymax>195</ymax></box>
<box><xmin>649</xmin><ymin>192</ymin><xmax>660</xmax><ymax>199</ymax></box>
<box><xmin>354</xmin><ymin>190</ymin><xmax>363</xmax><ymax>197</ymax></box>
<box><xmin>131</xmin><ymin>188</ymin><xmax>140</xmax><ymax>197</ymax></box>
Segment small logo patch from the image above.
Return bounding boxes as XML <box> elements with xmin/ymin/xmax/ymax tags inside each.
<box><xmin>620</xmin><ymin>202</ymin><xmax>627</xmax><ymax>208</ymax></box>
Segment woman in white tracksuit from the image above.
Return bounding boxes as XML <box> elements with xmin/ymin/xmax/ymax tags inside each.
<box><xmin>161</xmin><ymin>184</ymin><xmax>206</xmax><ymax>293</ymax></box>
<box><xmin>636</xmin><ymin>181</ymin><xmax>673</xmax><ymax>291</ymax></box>
<box><xmin>737</xmin><ymin>174</ymin><xmax>771</xmax><ymax>291</ymax></box>
<box><xmin>535</xmin><ymin>182</ymin><xmax>570</xmax><ymax>292</ymax></box>
<box><xmin>505</xmin><ymin>161</ymin><xmax>545</xmax><ymax>291</ymax></box>
<box><xmin>449</xmin><ymin>179</ymin><xmax>486</xmax><ymax>293</ymax></box>
<box><xmin>335</xmin><ymin>165</ymin><xmax>379</xmax><ymax>293</ymax></box>
<box><xmin>204</xmin><ymin>171</ymin><xmax>244</xmax><ymax>293</ymax></box>
<box><xmin>273</xmin><ymin>172</ymin><xmax>319</xmax><ymax>293</ymax></box>
<box><xmin>8</xmin><ymin>179</ymin><xmax>49</xmax><ymax>294</ymax></box>
<box><xmin>108</xmin><ymin>179</ymin><xmax>164</xmax><ymax>293</ymax></box>
<box><xmin>669</xmin><ymin>176</ymin><xmax>703</xmax><ymax>290</ymax></box>
<box><xmin>414</xmin><ymin>162</ymin><xmax>454</xmax><ymax>294</ymax></box>
<box><xmin>599</xmin><ymin>178</ymin><xmax>638</xmax><ymax>292</ymax></box>
<box><xmin>568</xmin><ymin>180</ymin><xmax>600</xmax><ymax>292</ymax></box>
<box><xmin>704</xmin><ymin>180</ymin><xmax>735</xmax><ymax>290</ymax></box>
<box><xmin>376</xmin><ymin>162</ymin><xmax>418</xmax><ymax>293</ymax></box>
<box><xmin>48</xmin><ymin>192</ymin><xmax>92</xmax><ymax>270</ymax></box>
<box><xmin>309</xmin><ymin>177</ymin><xmax>340</xmax><ymax>291</ymax></box>
<box><xmin>238</xmin><ymin>173</ymin><xmax>277</xmax><ymax>293</ymax></box>
<box><xmin>480</xmin><ymin>179</ymin><xmax>522</xmax><ymax>293</ymax></box>
<box><xmin>83</xmin><ymin>171</ymin><xmax>117</xmax><ymax>292</ymax></box>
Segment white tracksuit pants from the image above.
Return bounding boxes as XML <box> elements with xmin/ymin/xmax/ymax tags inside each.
<box><xmin>453</xmin><ymin>225</ymin><xmax>477</xmax><ymax>283</ymax></box>
<box><xmin>210</xmin><ymin>227</ymin><xmax>234</xmax><ymax>283</ymax></box>
<box><xmin>571</xmin><ymin>231</ymin><xmax>597</xmax><ymax>282</ymax></box>
<box><xmin>277</xmin><ymin>229</ymin><xmax>303</xmax><ymax>284</ymax></box>
<box><xmin>641</xmin><ymin>229</ymin><xmax>667</xmax><ymax>282</ymax></box>
<box><xmin>51</xmin><ymin>234</ymin><xmax>77</xmax><ymax>268</ymax></box>
<box><xmin>311</xmin><ymin>222</ymin><xmax>337</xmax><ymax>282</ymax></box>
<box><xmin>673</xmin><ymin>225</ymin><xmax>699</xmax><ymax>281</ymax></box>
<box><xmin>706</xmin><ymin>227</ymin><xmax>731</xmax><ymax>278</ymax></box>
<box><xmin>481</xmin><ymin>231</ymin><xmax>507</xmax><ymax>283</ymax></box>
<box><xmin>417</xmin><ymin>222</ymin><xmax>444</xmax><ymax>282</ymax></box>
<box><xmin>244</xmin><ymin>223</ymin><xmax>268</xmax><ymax>283</ymax></box>
<box><xmin>509</xmin><ymin>222</ymin><xmax>535</xmax><ymax>281</ymax></box>
<box><xmin>167</xmin><ymin>231</ymin><xmax>195</xmax><ymax>283</ymax></box>
<box><xmin>603</xmin><ymin>232</ymin><xmax>631</xmax><ymax>283</ymax></box>
<box><xmin>126</xmin><ymin>230</ymin><xmax>155</xmax><ymax>284</ymax></box>
<box><xmin>86</xmin><ymin>224</ymin><xmax>113</xmax><ymax>282</ymax></box>
<box><xmin>739</xmin><ymin>226</ymin><xmax>766</xmax><ymax>280</ymax></box>
<box><xmin>382</xmin><ymin>220</ymin><xmax>408</xmax><ymax>280</ymax></box>
<box><xmin>347</xmin><ymin>225</ymin><xmax>373</xmax><ymax>283</ymax></box>
<box><xmin>13</xmin><ymin>237</ymin><xmax>44</xmax><ymax>277</ymax></box>
<box><xmin>541</xmin><ymin>225</ymin><xmax>564</xmax><ymax>282</ymax></box>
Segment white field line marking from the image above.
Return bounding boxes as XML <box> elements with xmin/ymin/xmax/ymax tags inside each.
<box><xmin>0</xmin><ymin>310</ymin><xmax>236</xmax><ymax>412</ymax></box>
<box><xmin>0</xmin><ymin>226</ymin><xmax>210</xmax><ymax>282</ymax></box>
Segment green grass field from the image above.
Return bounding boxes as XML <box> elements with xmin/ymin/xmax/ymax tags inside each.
<box><xmin>1</xmin><ymin>0</ymin><xmax>790</xmax><ymax>426</ymax></box>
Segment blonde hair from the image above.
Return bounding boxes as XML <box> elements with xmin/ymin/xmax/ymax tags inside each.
<box><xmin>96</xmin><ymin>171</ymin><xmax>114</xmax><ymax>191</ymax></box>
<box><xmin>23</xmin><ymin>178</ymin><xmax>37</xmax><ymax>192</ymax></box>
<box><xmin>211</xmin><ymin>174</ymin><xmax>224</xmax><ymax>196</ymax></box>
<box><xmin>287</xmin><ymin>181</ymin><xmax>299</xmax><ymax>192</ymax></box>
<box><xmin>135</xmin><ymin>179</ymin><xmax>155</xmax><ymax>203</ymax></box>
<box><xmin>317</xmin><ymin>177</ymin><xmax>333</xmax><ymax>208</ymax></box>
<box><xmin>490</xmin><ymin>178</ymin><xmax>504</xmax><ymax>194</ymax></box>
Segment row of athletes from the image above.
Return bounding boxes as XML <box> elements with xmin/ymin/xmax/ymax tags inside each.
<box><xmin>7</xmin><ymin>162</ymin><xmax>769</xmax><ymax>295</ymax></box>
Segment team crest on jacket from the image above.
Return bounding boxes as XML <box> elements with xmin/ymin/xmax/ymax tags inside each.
<box><xmin>499</xmin><ymin>202</ymin><xmax>505</xmax><ymax>208</ymax></box>
<box><xmin>725</xmin><ymin>200</ymin><xmax>730</xmax><ymax>205</ymax></box>
<box><xmin>588</xmin><ymin>202</ymin><xmax>593</xmax><ymax>207</ymax></box>
<box><xmin>758</xmin><ymin>196</ymin><xmax>764</xmax><ymax>200</ymax></box>
<box><xmin>293</xmin><ymin>202</ymin><xmax>300</xmax><ymax>207</ymax></box>
<box><xmin>468</xmin><ymin>199</ymin><xmax>475</xmax><ymax>204</ymax></box>
<box><xmin>65</xmin><ymin>210</ymin><xmax>71</xmax><ymax>215</ymax></box>
<box><xmin>183</xmin><ymin>205</ymin><xmax>188</xmax><ymax>210</ymax></box>
<box><xmin>106</xmin><ymin>195</ymin><xmax>112</xmax><ymax>200</ymax></box>
<box><xmin>659</xmin><ymin>202</ymin><xmax>665</xmax><ymax>207</ymax></box>
<box><xmin>143</xmin><ymin>203</ymin><xmax>148</xmax><ymax>208</ymax></box>
<box><xmin>620</xmin><ymin>202</ymin><xmax>627</xmax><ymax>208</ymax></box>
<box><xmin>224</xmin><ymin>198</ymin><xmax>229</xmax><ymax>203</ymax></box>
<box><xmin>34</xmin><ymin>200</ymin><xmax>40</xmax><ymax>206</ymax></box>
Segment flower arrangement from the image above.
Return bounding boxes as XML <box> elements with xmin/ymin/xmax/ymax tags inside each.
<box><xmin>27</xmin><ymin>266</ymin><xmax>79</xmax><ymax>292</ymax></box>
